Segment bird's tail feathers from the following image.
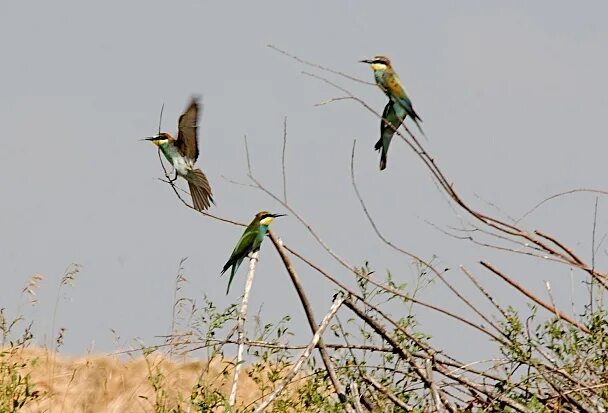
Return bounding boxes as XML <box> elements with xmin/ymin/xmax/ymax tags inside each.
<box><xmin>413</xmin><ymin>118</ymin><xmax>426</xmax><ymax>139</ymax></box>
<box><xmin>374</xmin><ymin>137</ymin><xmax>387</xmax><ymax>170</ymax></box>
<box><xmin>226</xmin><ymin>267</ymin><xmax>236</xmax><ymax>295</ymax></box>
<box><xmin>220</xmin><ymin>261</ymin><xmax>231</xmax><ymax>276</ymax></box>
<box><xmin>186</xmin><ymin>168</ymin><xmax>214</xmax><ymax>211</ymax></box>
<box><xmin>374</xmin><ymin>137</ymin><xmax>382</xmax><ymax>151</ymax></box>
<box><xmin>223</xmin><ymin>258</ymin><xmax>244</xmax><ymax>295</ymax></box>
<box><xmin>407</xmin><ymin>111</ymin><xmax>426</xmax><ymax>140</ymax></box>
<box><xmin>379</xmin><ymin>154</ymin><xmax>387</xmax><ymax>170</ymax></box>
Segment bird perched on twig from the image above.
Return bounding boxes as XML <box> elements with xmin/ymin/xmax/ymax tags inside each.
<box><xmin>221</xmin><ymin>211</ymin><xmax>285</xmax><ymax>294</ymax></box>
<box><xmin>377</xmin><ymin>101</ymin><xmax>408</xmax><ymax>171</ymax></box>
<box><xmin>143</xmin><ymin>97</ymin><xmax>214</xmax><ymax>211</ymax></box>
<box><xmin>360</xmin><ymin>56</ymin><xmax>424</xmax><ymax>170</ymax></box>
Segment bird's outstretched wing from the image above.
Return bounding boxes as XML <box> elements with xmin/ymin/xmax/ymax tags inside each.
<box><xmin>176</xmin><ymin>98</ymin><xmax>200</xmax><ymax>162</ymax></box>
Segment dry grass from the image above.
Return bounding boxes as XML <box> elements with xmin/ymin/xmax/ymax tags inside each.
<box><xmin>6</xmin><ymin>347</ymin><xmax>273</xmax><ymax>413</ymax></box>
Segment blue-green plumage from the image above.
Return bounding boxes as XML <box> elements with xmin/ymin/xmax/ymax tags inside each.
<box><xmin>157</xmin><ymin>141</ymin><xmax>183</xmax><ymax>169</ymax></box>
<box><xmin>376</xmin><ymin>101</ymin><xmax>407</xmax><ymax>170</ymax></box>
<box><xmin>221</xmin><ymin>211</ymin><xmax>284</xmax><ymax>294</ymax></box>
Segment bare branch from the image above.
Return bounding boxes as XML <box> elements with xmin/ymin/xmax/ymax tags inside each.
<box><xmin>253</xmin><ymin>295</ymin><xmax>346</xmax><ymax>413</ymax></box>
<box><xmin>361</xmin><ymin>373</ymin><xmax>413</xmax><ymax>412</ymax></box>
<box><xmin>480</xmin><ymin>261</ymin><xmax>590</xmax><ymax>333</ymax></box>
<box><xmin>268</xmin><ymin>230</ymin><xmax>353</xmax><ymax>410</ymax></box>
<box><xmin>460</xmin><ymin>265</ymin><xmax>509</xmax><ymax>320</ymax></box>
<box><xmin>228</xmin><ymin>250</ymin><xmax>259</xmax><ymax>408</ymax></box>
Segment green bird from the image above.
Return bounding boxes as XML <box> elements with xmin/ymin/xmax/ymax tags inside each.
<box><xmin>144</xmin><ymin>97</ymin><xmax>214</xmax><ymax>211</ymax></box>
<box><xmin>361</xmin><ymin>56</ymin><xmax>424</xmax><ymax>169</ymax></box>
<box><xmin>221</xmin><ymin>211</ymin><xmax>285</xmax><ymax>294</ymax></box>
<box><xmin>376</xmin><ymin>101</ymin><xmax>407</xmax><ymax>170</ymax></box>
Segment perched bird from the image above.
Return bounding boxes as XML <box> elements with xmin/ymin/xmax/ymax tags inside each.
<box><xmin>143</xmin><ymin>98</ymin><xmax>214</xmax><ymax>211</ymax></box>
<box><xmin>360</xmin><ymin>56</ymin><xmax>424</xmax><ymax>135</ymax></box>
<box><xmin>377</xmin><ymin>101</ymin><xmax>407</xmax><ymax>170</ymax></box>
<box><xmin>221</xmin><ymin>211</ymin><xmax>285</xmax><ymax>294</ymax></box>
<box><xmin>361</xmin><ymin>56</ymin><xmax>424</xmax><ymax>169</ymax></box>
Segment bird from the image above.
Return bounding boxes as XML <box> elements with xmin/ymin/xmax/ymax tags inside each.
<box><xmin>221</xmin><ymin>211</ymin><xmax>285</xmax><ymax>294</ymax></box>
<box><xmin>360</xmin><ymin>56</ymin><xmax>424</xmax><ymax>169</ymax></box>
<box><xmin>376</xmin><ymin>100</ymin><xmax>407</xmax><ymax>170</ymax></box>
<box><xmin>360</xmin><ymin>56</ymin><xmax>424</xmax><ymax>135</ymax></box>
<box><xmin>143</xmin><ymin>97</ymin><xmax>214</xmax><ymax>211</ymax></box>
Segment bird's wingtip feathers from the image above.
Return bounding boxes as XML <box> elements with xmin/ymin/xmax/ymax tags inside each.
<box><xmin>374</xmin><ymin>139</ymin><xmax>382</xmax><ymax>151</ymax></box>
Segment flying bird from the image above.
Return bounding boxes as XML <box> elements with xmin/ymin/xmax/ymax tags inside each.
<box><xmin>361</xmin><ymin>56</ymin><xmax>424</xmax><ymax>169</ymax></box>
<box><xmin>143</xmin><ymin>98</ymin><xmax>214</xmax><ymax>211</ymax></box>
<box><xmin>221</xmin><ymin>211</ymin><xmax>285</xmax><ymax>294</ymax></box>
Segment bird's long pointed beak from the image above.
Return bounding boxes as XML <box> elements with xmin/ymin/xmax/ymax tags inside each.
<box><xmin>270</xmin><ymin>213</ymin><xmax>287</xmax><ymax>218</ymax></box>
<box><xmin>359</xmin><ymin>59</ymin><xmax>373</xmax><ymax>64</ymax></box>
<box><xmin>140</xmin><ymin>136</ymin><xmax>158</xmax><ymax>142</ymax></box>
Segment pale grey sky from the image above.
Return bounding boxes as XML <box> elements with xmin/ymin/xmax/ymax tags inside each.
<box><xmin>1</xmin><ymin>2</ymin><xmax>607</xmax><ymax>359</ymax></box>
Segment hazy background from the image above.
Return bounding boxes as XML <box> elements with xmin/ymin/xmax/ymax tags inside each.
<box><xmin>1</xmin><ymin>1</ymin><xmax>607</xmax><ymax>359</ymax></box>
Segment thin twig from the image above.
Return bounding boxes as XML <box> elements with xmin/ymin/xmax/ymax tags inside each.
<box><xmin>281</xmin><ymin>116</ymin><xmax>288</xmax><ymax>203</ymax></box>
<box><xmin>267</xmin><ymin>44</ymin><xmax>375</xmax><ymax>86</ymax></box>
<box><xmin>517</xmin><ymin>188</ymin><xmax>608</xmax><ymax>224</ymax></box>
<box><xmin>460</xmin><ymin>266</ymin><xmax>509</xmax><ymax>320</ymax></box>
<box><xmin>590</xmin><ymin>197</ymin><xmax>599</xmax><ymax>311</ymax></box>
<box><xmin>244</xmin><ymin>137</ymin><xmax>357</xmax><ymax>274</ymax></box>
<box><xmin>158</xmin><ymin>103</ymin><xmax>164</xmax><ymax>134</ymax></box>
<box><xmin>169</xmin><ymin>257</ymin><xmax>188</xmax><ymax>359</ymax></box>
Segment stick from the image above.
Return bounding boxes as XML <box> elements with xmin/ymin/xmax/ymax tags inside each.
<box><xmin>362</xmin><ymin>373</ymin><xmax>413</xmax><ymax>412</ymax></box>
<box><xmin>253</xmin><ymin>295</ymin><xmax>346</xmax><ymax>413</ymax></box>
<box><xmin>268</xmin><ymin>230</ymin><xmax>352</xmax><ymax>410</ymax></box>
<box><xmin>228</xmin><ymin>250</ymin><xmax>259</xmax><ymax>408</ymax></box>
<box><xmin>480</xmin><ymin>261</ymin><xmax>590</xmax><ymax>333</ymax></box>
